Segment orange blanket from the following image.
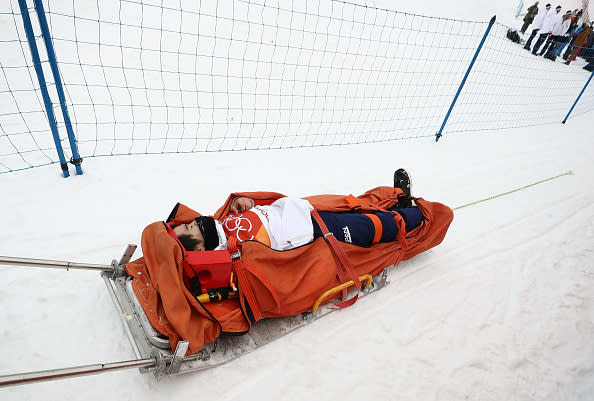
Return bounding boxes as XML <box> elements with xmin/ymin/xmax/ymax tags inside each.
<box><xmin>126</xmin><ymin>187</ymin><xmax>453</xmax><ymax>354</ymax></box>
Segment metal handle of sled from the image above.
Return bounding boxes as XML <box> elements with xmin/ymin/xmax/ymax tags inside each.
<box><xmin>0</xmin><ymin>255</ymin><xmax>113</xmax><ymax>271</ymax></box>
<box><xmin>312</xmin><ymin>274</ymin><xmax>373</xmax><ymax>312</ymax></box>
<box><xmin>0</xmin><ymin>358</ymin><xmax>156</xmax><ymax>387</ymax></box>
<box><xmin>0</xmin><ymin>336</ymin><xmax>191</xmax><ymax>387</ymax></box>
<box><xmin>0</xmin><ymin>246</ymin><xmax>137</xmax><ymax>277</ymax></box>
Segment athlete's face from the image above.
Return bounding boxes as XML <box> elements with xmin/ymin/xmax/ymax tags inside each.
<box><xmin>173</xmin><ymin>220</ymin><xmax>206</xmax><ymax>251</ymax></box>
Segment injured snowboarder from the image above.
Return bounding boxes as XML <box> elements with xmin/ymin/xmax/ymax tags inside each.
<box><xmin>172</xmin><ymin>168</ymin><xmax>424</xmax><ymax>252</ymax></box>
<box><xmin>125</xmin><ymin>168</ymin><xmax>454</xmax><ymax>354</ymax></box>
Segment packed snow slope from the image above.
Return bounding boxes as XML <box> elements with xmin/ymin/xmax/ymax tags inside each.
<box><xmin>1</xmin><ymin>115</ymin><xmax>593</xmax><ymax>401</ymax></box>
<box><xmin>1</xmin><ymin>1</ymin><xmax>593</xmax><ymax>401</ymax></box>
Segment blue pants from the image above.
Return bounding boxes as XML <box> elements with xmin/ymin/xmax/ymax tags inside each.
<box><xmin>532</xmin><ymin>33</ymin><xmax>548</xmax><ymax>54</ymax></box>
<box><xmin>555</xmin><ymin>37</ymin><xmax>569</xmax><ymax>56</ymax></box>
<box><xmin>524</xmin><ymin>28</ymin><xmax>539</xmax><ymax>50</ymax></box>
<box><xmin>312</xmin><ymin>207</ymin><xmax>424</xmax><ymax>247</ymax></box>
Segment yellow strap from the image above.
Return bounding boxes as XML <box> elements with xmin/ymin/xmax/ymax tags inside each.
<box><xmin>312</xmin><ymin>274</ymin><xmax>373</xmax><ymax>312</ymax></box>
<box><xmin>196</xmin><ymin>290</ymin><xmax>237</xmax><ymax>303</ymax></box>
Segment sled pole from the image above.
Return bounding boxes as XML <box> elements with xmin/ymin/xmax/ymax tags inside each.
<box><xmin>0</xmin><ymin>256</ymin><xmax>113</xmax><ymax>272</ymax></box>
<box><xmin>0</xmin><ymin>358</ymin><xmax>156</xmax><ymax>387</ymax></box>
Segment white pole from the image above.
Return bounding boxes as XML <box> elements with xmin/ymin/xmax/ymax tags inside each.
<box><xmin>516</xmin><ymin>0</ymin><xmax>525</xmax><ymax>18</ymax></box>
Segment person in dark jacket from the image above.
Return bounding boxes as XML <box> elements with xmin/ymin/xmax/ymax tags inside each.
<box><xmin>563</xmin><ymin>23</ymin><xmax>593</xmax><ymax>64</ymax></box>
<box><xmin>557</xmin><ymin>16</ymin><xmax>580</xmax><ymax>56</ymax></box>
<box><xmin>521</xmin><ymin>2</ymin><xmax>540</xmax><ymax>33</ymax></box>
<box><xmin>581</xmin><ymin>28</ymin><xmax>594</xmax><ymax>59</ymax></box>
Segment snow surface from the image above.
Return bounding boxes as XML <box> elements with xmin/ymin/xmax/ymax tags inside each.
<box><xmin>1</xmin><ymin>1</ymin><xmax>594</xmax><ymax>400</ymax></box>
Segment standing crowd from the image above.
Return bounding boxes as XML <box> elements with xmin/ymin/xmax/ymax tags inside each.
<box><xmin>520</xmin><ymin>2</ymin><xmax>594</xmax><ymax>71</ymax></box>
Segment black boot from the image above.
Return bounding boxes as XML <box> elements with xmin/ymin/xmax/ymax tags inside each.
<box><xmin>394</xmin><ymin>168</ymin><xmax>411</xmax><ymax>196</ymax></box>
<box><xmin>545</xmin><ymin>53</ymin><xmax>556</xmax><ymax>61</ymax></box>
<box><xmin>393</xmin><ymin>168</ymin><xmax>413</xmax><ymax>208</ymax></box>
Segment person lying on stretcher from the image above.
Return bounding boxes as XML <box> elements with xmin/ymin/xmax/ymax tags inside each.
<box><xmin>172</xmin><ymin>168</ymin><xmax>423</xmax><ymax>252</ymax></box>
<box><xmin>125</xmin><ymin>169</ymin><xmax>453</xmax><ymax>354</ymax></box>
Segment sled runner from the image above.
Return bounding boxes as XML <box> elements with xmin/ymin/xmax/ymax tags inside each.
<box><xmin>0</xmin><ymin>187</ymin><xmax>453</xmax><ymax>387</ymax></box>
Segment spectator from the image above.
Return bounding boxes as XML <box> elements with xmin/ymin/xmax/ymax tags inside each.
<box><xmin>563</xmin><ymin>21</ymin><xmax>587</xmax><ymax>59</ymax></box>
<box><xmin>574</xmin><ymin>9</ymin><xmax>584</xmax><ymax>25</ymax></box>
<box><xmin>521</xmin><ymin>2</ymin><xmax>540</xmax><ymax>33</ymax></box>
<box><xmin>524</xmin><ymin>3</ymin><xmax>552</xmax><ymax>50</ymax></box>
<box><xmin>556</xmin><ymin>14</ymin><xmax>580</xmax><ymax>56</ymax></box>
<box><xmin>564</xmin><ymin>23</ymin><xmax>593</xmax><ymax>64</ymax></box>
<box><xmin>542</xmin><ymin>10</ymin><xmax>572</xmax><ymax>60</ymax></box>
<box><xmin>580</xmin><ymin>26</ymin><xmax>594</xmax><ymax>59</ymax></box>
<box><xmin>531</xmin><ymin>4</ymin><xmax>561</xmax><ymax>54</ymax></box>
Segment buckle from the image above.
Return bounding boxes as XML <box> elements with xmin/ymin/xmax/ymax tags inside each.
<box><xmin>230</xmin><ymin>250</ymin><xmax>241</xmax><ymax>259</ymax></box>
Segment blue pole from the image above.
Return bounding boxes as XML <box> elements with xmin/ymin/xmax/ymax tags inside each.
<box><xmin>562</xmin><ymin>70</ymin><xmax>594</xmax><ymax>124</ymax></box>
<box><xmin>33</xmin><ymin>0</ymin><xmax>83</xmax><ymax>175</ymax></box>
<box><xmin>435</xmin><ymin>15</ymin><xmax>496</xmax><ymax>142</ymax></box>
<box><xmin>17</xmin><ymin>0</ymin><xmax>69</xmax><ymax>177</ymax></box>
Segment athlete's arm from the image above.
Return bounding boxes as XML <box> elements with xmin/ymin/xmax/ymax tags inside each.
<box><xmin>230</xmin><ymin>197</ymin><xmax>254</xmax><ymax>214</ymax></box>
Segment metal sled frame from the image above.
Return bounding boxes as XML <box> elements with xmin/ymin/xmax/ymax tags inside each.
<box><xmin>0</xmin><ymin>245</ymin><xmax>392</xmax><ymax>386</ymax></box>
<box><xmin>104</xmin><ymin>246</ymin><xmax>391</xmax><ymax>376</ymax></box>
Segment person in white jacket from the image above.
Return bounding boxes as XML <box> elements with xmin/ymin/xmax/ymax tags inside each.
<box><xmin>524</xmin><ymin>3</ymin><xmax>552</xmax><ymax>50</ymax></box>
<box><xmin>540</xmin><ymin>10</ymin><xmax>573</xmax><ymax>58</ymax></box>
<box><xmin>532</xmin><ymin>5</ymin><xmax>562</xmax><ymax>54</ymax></box>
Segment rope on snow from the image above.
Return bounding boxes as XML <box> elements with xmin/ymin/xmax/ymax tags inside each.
<box><xmin>453</xmin><ymin>171</ymin><xmax>574</xmax><ymax>211</ymax></box>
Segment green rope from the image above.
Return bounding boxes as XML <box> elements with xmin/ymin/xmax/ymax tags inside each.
<box><xmin>453</xmin><ymin>171</ymin><xmax>573</xmax><ymax>211</ymax></box>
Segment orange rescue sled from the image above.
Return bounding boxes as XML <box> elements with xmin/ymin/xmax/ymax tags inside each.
<box><xmin>125</xmin><ymin>186</ymin><xmax>454</xmax><ymax>359</ymax></box>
